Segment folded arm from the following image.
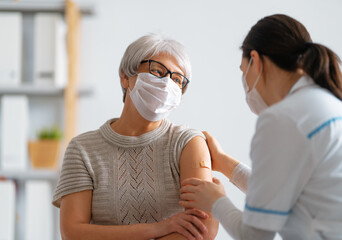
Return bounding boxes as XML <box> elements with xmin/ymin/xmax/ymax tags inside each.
<box><xmin>61</xmin><ymin>190</ymin><xmax>210</xmax><ymax>240</ymax></box>
<box><xmin>60</xmin><ymin>190</ymin><xmax>164</xmax><ymax>240</ymax></box>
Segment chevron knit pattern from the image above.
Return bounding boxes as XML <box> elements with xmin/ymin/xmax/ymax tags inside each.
<box><xmin>117</xmin><ymin>144</ymin><xmax>158</xmax><ymax>225</ymax></box>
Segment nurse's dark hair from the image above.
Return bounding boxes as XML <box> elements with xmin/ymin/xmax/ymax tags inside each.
<box><xmin>241</xmin><ymin>14</ymin><xmax>342</xmax><ymax>100</ymax></box>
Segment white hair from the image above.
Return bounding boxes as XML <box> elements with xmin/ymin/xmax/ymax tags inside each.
<box><xmin>119</xmin><ymin>34</ymin><xmax>192</xmax><ymax>100</ymax></box>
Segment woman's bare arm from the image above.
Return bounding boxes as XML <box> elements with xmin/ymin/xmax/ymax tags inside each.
<box><xmin>161</xmin><ymin>136</ymin><xmax>219</xmax><ymax>240</ymax></box>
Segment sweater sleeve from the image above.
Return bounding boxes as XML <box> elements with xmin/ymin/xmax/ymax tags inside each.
<box><xmin>212</xmin><ymin>196</ymin><xmax>276</xmax><ymax>240</ymax></box>
<box><xmin>52</xmin><ymin>139</ymin><xmax>94</xmax><ymax>208</ymax></box>
<box><xmin>230</xmin><ymin>162</ymin><xmax>251</xmax><ymax>194</ymax></box>
<box><xmin>172</xmin><ymin>126</ymin><xmax>206</xmax><ymax>174</ymax></box>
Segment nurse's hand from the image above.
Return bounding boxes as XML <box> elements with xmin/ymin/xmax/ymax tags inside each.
<box><xmin>203</xmin><ymin>131</ymin><xmax>239</xmax><ymax>178</ymax></box>
<box><xmin>202</xmin><ymin>131</ymin><xmax>226</xmax><ymax>172</ymax></box>
<box><xmin>179</xmin><ymin>177</ymin><xmax>226</xmax><ymax>213</ymax></box>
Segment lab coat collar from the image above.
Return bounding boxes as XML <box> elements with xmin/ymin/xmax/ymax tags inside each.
<box><xmin>288</xmin><ymin>75</ymin><xmax>315</xmax><ymax>96</ymax></box>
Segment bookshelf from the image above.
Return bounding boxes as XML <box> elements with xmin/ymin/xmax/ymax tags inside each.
<box><xmin>0</xmin><ymin>1</ymin><xmax>95</xmax><ymax>240</ymax></box>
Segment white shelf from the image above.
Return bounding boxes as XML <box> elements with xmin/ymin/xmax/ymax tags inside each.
<box><xmin>0</xmin><ymin>169</ymin><xmax>59</xmax><ymax>181</ymax></box>
<box><xmin>0</xmin><ymin>2</ymin><xmax>86</xmax><ymax>240</ymax></box>
<box><xmin>0</xmin><ymin>85</ymin><xmax>94</xmax><ymax>96</ymax></box>
<box><xmin>0</xmin><ymin>1</ymin><xmax>95</xmax><ymax>16</ymax></box>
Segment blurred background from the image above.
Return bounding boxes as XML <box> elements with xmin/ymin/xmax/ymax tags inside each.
<box><xmin>0</xmin><ymin>0</ymin><xmax>341</xmax><ymax>239</ymax></box>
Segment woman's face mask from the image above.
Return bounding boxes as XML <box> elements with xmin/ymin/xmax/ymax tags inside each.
<box><xmin>242</xmin><ymin>58</ymin><xmax>268</xmax><ymax>115</ymax></box>
<box><xmin>128</xmin><ymin>72</ymin><xmax>182</xmax><ymax>121</ymax></box>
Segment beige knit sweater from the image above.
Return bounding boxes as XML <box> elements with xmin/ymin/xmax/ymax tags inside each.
<box><xmin>53</xmin><ymin>118</ymin><xmax>204</xmax><ymax>225</ymax></box>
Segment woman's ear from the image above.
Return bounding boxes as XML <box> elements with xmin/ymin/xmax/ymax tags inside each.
<box><xmin>120</xmin><ymin>71</ymin><xmax>130</xmax><ymax>90</ymax></box>
<box><xmin>250</xmin><ymin>50</ymin><xmax>263</xmax><ymax>74</ymax></box>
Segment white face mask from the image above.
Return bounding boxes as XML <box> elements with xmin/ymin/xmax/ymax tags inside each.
<box><xmin>242</xmin><ymin>58</ymin><xmax>268</xmax><ymax>115</ymax></box>
<box><xmin>129</xmin><ymin>72</ymin><xmax>182</xmax><ymax>122</ymax></box>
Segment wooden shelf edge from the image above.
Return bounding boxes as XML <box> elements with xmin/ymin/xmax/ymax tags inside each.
<box><xmin>0</xmin><ymin>85</ymin><xmax>94</xmax><ymax>96</ymax></box>
<box><xmin>0</xmin><ymin>169</ymin><xmax>59</xmax><ymax>181</ymax></box>
<box><xmin>0</xmin><ymin>1</ymin><xmax>95</xmax><ymax>16</ymax></box>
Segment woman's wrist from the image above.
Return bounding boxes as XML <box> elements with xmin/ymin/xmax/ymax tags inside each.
<box><xmin>213</xmin><ymin>151</ymin><xmax>227</xmax><ymax>173</ymax></box>
<box><xmin>153</xmin><ymin>219</ymin><xmax>170</xmax><ymax>238</ymax></box>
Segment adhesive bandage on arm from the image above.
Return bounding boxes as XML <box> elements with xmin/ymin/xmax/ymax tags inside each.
<box><xmin>200</xmin><ymin>160</ymin><xmax>210</xmax><ymax>169</ymax></box>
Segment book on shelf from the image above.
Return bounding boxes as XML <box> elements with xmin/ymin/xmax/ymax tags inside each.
<box><xmin>0</xmin><ymin>180</ymin><xmax>16</xmax><ymax>240</ymax></box>
<box><xmin>0</xmin><ymin>95</ymin><xmax>29</xmax><ymax>171</ymax></box>
<box><xmin>0</xmin><ymin>12</ymin><xmax>22</xmax><ymax>86</ymax></box>
<box><xmin>25</xmin><ymin>180</ymin><xmax>53</xmax><ymax>240</ymax></box>
<box><xmin>34</xmin><ymin>13</ymin><xmax>67</xmax><ymax>87</ymax></box>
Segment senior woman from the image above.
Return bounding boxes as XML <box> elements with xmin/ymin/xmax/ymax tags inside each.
<box><xmin>52</xmin><ymin>34</ymin><xmax>218</xmax><ymax>240</ymax></box>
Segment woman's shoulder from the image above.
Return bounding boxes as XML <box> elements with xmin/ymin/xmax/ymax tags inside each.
<box><xmin>68</xmin><ymin>129</ymin><xmax>103</xmax><ymax>150</ymax></box>
<box><xmin>167</xmin><ymin>120</ymin><xmax>205</xmax><ymax>142</ymax></box>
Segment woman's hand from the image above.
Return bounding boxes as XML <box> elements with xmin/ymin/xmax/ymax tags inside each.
<box><xmin>157</xmin><ymin>208</ymin><xmax>209</xmax><ymax>240</ymax></box>
<box><xmin>179</xmin><ymin>178</ymin><xmax>226</xmax><ymax>213</ymax></box>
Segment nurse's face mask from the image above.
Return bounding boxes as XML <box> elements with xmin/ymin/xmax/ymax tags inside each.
<box><xmin>242</xmin><ymin>58</ymin><xmax>268</xmax><ymax>115</ymax></box>
<box><xmin>128</xmin><ymin>72</ymin><xmax>182</xmax><ymax>122</ymax></box>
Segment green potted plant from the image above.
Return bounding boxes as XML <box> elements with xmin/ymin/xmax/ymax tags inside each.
<box><xmin>28</xmin><ymin>126</ymin><xmax>63</xmax><ymax>169</ymax></box>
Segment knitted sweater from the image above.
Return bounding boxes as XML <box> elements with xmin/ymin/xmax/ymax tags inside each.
<box><xmin>53</xmin><ymin>118</ymin><xmax>204</xmax><ymax>225</ymax></box>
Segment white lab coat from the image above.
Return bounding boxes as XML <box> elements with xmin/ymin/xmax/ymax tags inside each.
<box><xmin>242</xmin><ymin>75</ymin><xmax>342</xmax><ymax>239</ymax></box>
<box><xmin>212</xmin><ymin>75</ymin><xmax>342</xmax><ymax>239</ymax></box>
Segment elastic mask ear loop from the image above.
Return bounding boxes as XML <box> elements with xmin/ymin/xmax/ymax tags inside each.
<box><xmin>127</xmin><ymin>78</ymin><xmax>134</xmax><ymax>93</ymax></box>
<box><xmin>243</xmin><ymin>58</ymin><xmax>253</xmax><ymax>92</ymax></box>
<box><xmin>251</xmin><ymin>61</ymin><xmax>263</xmax><ymax>89</ymax></box>
<box><xmin>244</xmin><ymin>58</ymin><xmax>253</xmax><ymax>78</ymax></box>
<box><xmin>125</xmin><ymin>85</ymin><xmax>133</xmax><ymax>102</ymax></box>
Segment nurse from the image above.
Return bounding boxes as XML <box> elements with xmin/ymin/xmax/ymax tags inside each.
<box><xmin>179</xmin><ymin>14</ymin><xmax>342</xmax><ymax>240</ymax></box>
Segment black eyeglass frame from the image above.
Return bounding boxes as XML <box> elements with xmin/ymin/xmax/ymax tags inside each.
<box><xmin>140</xmin><ymin>59</ymin><xmax>190</xmax><ymax>89</ymax></box>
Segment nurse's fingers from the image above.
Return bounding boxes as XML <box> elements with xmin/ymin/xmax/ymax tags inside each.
<box><xmin>181</xmin><ymin>178</ymin><xmax>204</xmax><ymax>186</ymax></box>
<box><xmin>179</xmin><ymin>200</ymin><xmax>195</xmax><ymax>209</ymax></box>
<box><xmin>202</xmin><ymin>131</ymin><xmax>212</xmax><ymax>140</ymax></box>
<box><xmin>180</xmin><ymin>193</ymin><xmax>195</xmax><ymax>201</ymax></box>
<box><xmin>180</xmin><ymin>185</ymin><xmax>197</xmax><ymax>193</ymax></box>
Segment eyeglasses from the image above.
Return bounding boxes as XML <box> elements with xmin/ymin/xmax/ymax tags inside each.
<box><xmin>140</xmin><ymin>60</ymin><xmax>190</xmax><ymax>89</ymax></box>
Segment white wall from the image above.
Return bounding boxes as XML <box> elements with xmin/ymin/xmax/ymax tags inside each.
<box><xmin>77</xmin><ymin>0</ymin><xmax>342</xmax><ymax>239</ymax></box>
